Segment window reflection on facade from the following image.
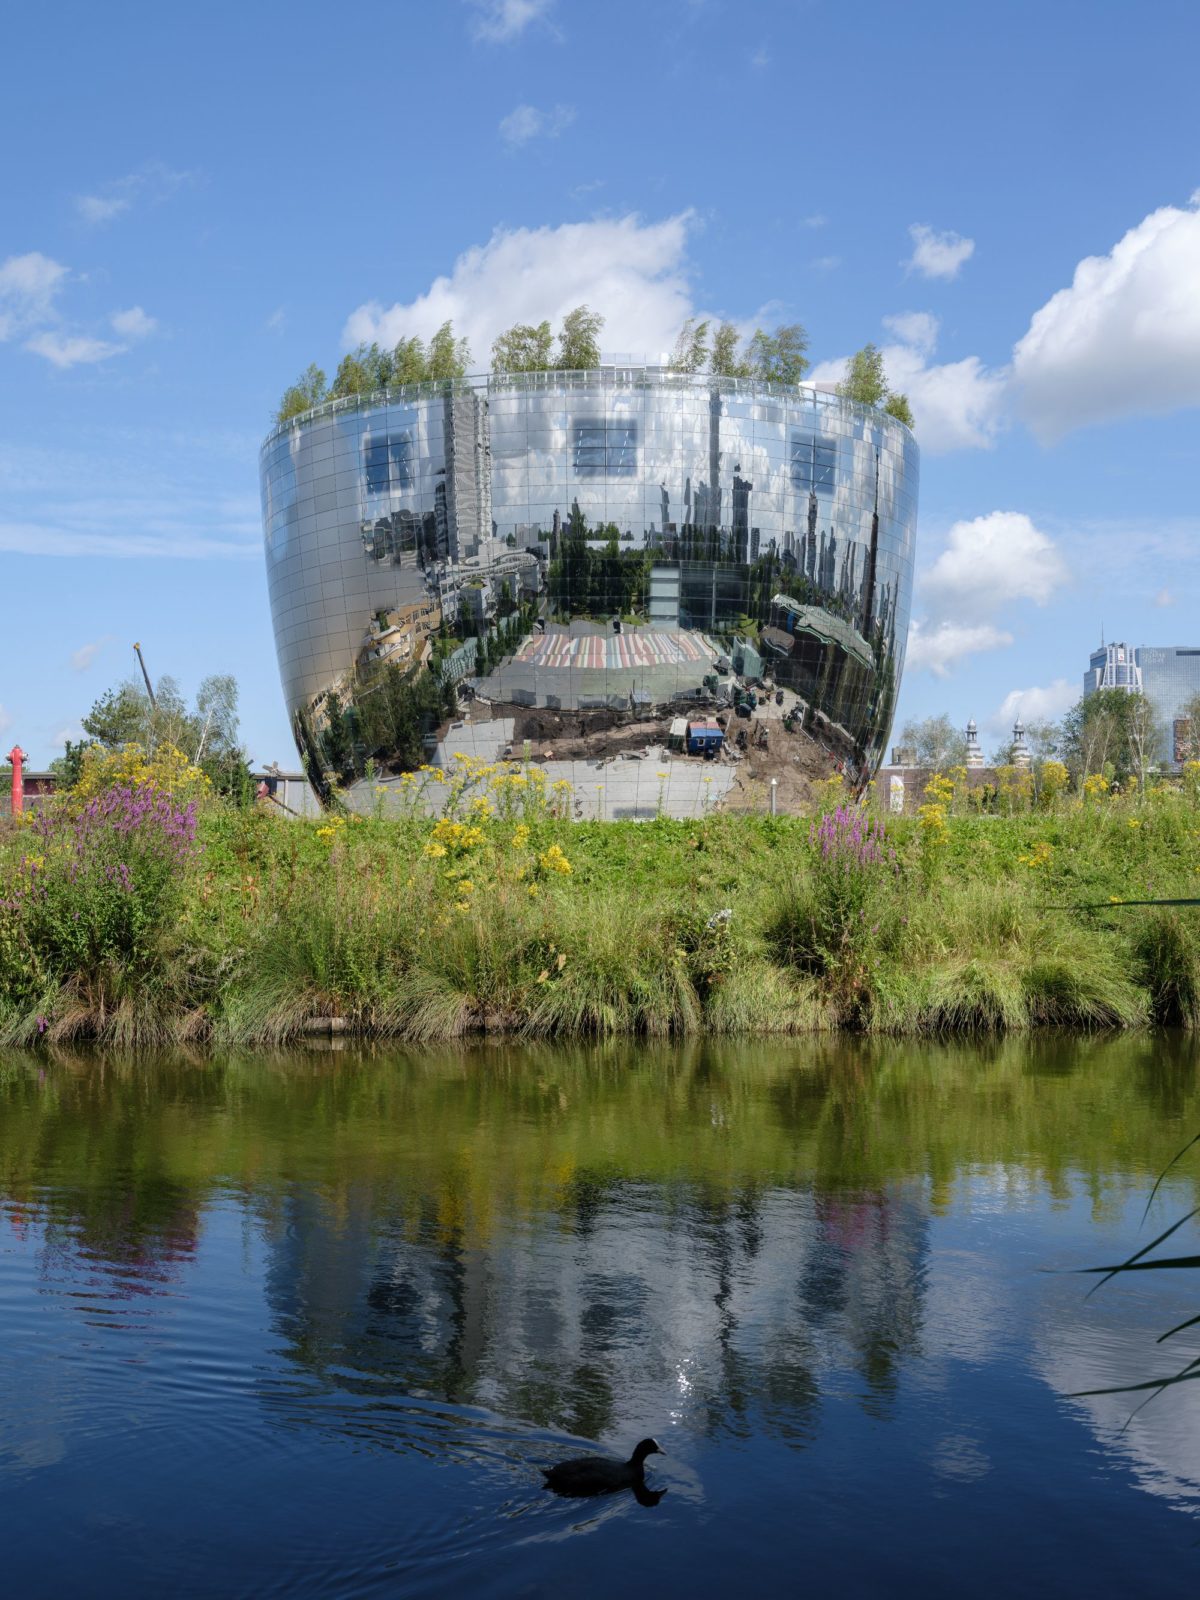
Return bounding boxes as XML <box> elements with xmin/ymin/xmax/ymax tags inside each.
<box><xmin>259</xmin><ymin>370</ymin><xmax>918</xmax><ymax>791</ymax></box>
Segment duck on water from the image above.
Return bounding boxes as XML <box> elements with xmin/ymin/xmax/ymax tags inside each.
<box><xmin>542</xmin><ymin>1438</ymin><xmax>665</xmax><ymax>1499</ymax></box>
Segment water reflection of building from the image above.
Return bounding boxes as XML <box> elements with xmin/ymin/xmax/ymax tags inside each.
<box><xmin>260</xmin><ymin>368</ymin><xmax>919</xmax><ymax>777</ymax></box>
<box><xmin>260</xmin><ymin>1173</ymin><xmax>929</xmax><ymax>1445</ymax></box>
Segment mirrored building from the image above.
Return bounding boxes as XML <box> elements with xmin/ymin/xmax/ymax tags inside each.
<box><xmin>259</xmin><ymin>368</ymin><xmax>919</xmax><ymax>794</ymax></box>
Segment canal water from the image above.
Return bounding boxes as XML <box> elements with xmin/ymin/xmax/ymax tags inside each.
<box><xmin>1</xmin><ymin>1038</ymin><xmax>1198</xmax><ymax>1597</ymax></box>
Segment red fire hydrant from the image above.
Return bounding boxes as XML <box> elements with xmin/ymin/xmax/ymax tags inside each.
<box><xmin>8</xmin><ymin>746</ymin><xmax>26</xmax><ymax>816</ymax></box>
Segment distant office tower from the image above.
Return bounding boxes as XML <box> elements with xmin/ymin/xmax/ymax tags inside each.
<box><xmin>1136</xmin><ymin>646</ymin><xmax>1200</xmax><ymax>768</ymax></box>
<box><xmin>1084</xmin><ymin>639</ymin><xmax>1141</xmax><ymax>697</ymax></box>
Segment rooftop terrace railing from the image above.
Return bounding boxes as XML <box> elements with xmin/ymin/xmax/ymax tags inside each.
<box><xmin>260</xmin><ymin>368</ymin><xmax>902</xmax><ymax>453</ymax></box>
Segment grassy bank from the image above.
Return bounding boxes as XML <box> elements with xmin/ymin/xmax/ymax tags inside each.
<box><xmin>3</xmin><ymin>752</ymin><xmax>1200</xmax><ymax>1046</ymax></box>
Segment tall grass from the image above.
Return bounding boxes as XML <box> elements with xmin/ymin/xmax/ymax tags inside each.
<box><xmin>5</xmin><ymin>775</ymin><xmax>1200</xmax><ymax>1046</ymax></box>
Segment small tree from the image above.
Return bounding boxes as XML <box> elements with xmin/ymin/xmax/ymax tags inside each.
<box><xmin>556</xmin><ymin>305</ymin><xmax>604</xmax><ymax>369</ymax></box>
<box><xmin>670</xmin><ymin>317</ymin><xmax>711</xmax><ymax>373</ymax></box>
<box><xmin>1125</xmin><ymin>691</ymin><xmax>1159</xmax><ymax>793</ymax></box>
<box><xmin>747</xmin><ymin>323</ymin><xmax>810</xmax><ymax>385</ymax></box>
<box><xmin>838</xmin><ymin>343</ymin><xmax>913</xmax><ymax>427</ymax></box>
<box><xmin>897</xmin><ymin>713</ymin><xmax>968</xmax><ymax>770</ymax></box>
<box><xmin>427</xmin><ymin>321</ymin><xmax>470</xmax><ymax>379</ymax></box>
<box><xmin>492</xmin><ymin>320</ymin><xmax>554</xmax><ymax>373</ymax></box>
<box><xmin>838</xmin><ymin>344</ymin><xmax>888</xmax><ymax>406</ymax></box>
<box><xmin>391</xmin><ymin>336</ymin><xmax>428</xmax><ymax>384</ymax></box>
<box><xmin>710</xmin><ymin>322</ymin><xmax>752</xmax><ymax>378</ymax></box>
<box><xmin>275</xmin><ymin>363</ymin><xmax>327</xmax><ymax>423</ymax></box>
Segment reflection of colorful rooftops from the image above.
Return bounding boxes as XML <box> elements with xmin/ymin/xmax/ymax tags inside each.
<box><xmin>762</xmin><ymin>595</ymin><xmax>873</xmax><ymax>671</ymax></box>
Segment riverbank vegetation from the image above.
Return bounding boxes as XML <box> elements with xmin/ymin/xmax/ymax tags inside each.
<box><xmin>4</xmin><ymin>745</ymin><xmax>1200</xmax><ymax>1048</ymax></box>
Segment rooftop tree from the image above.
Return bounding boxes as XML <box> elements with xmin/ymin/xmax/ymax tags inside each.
<box><xmin>491</xmin><ymin>319</ymin><xmax>554</xmax><ymax>373</ymax></box>
<box><xmin>275</xmin><ymin>363</ymin><xmax>327</xmax><ymax>423</ymax></box>
<box><xmin>556</xmin><ymin>305</ymin><xmax>604</xmax><ymax>369</ymax></box>
<box><xmin>837</xmin><ymin>342</ymin><xmax>914</xmax><ymax>427</ymax></box>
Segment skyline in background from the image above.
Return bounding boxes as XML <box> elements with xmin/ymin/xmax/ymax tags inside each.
<box><xmin>3</xmin><ymin>0</ymin><xmax>1200</xmax><ymax>767</ymax></box>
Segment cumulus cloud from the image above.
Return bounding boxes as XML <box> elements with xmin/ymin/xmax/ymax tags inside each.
<box><xmin>70</xmin><ymin>637</ymin><xmax>111</xmax><ymax>672</ymax></box>
<box><xmin>990</xmin><ymin>678</ymin><xmax>1076</xmax><ymax>731</ymax></box>
<box><xmin>1013</xmin><ymin>194</ymin><xmax>1200</xmax><ymax>439</ymax></box>
<box><xmin>110</xmin><ymin>306</ymin><xmax>157</xmax><ymax>340</ymax></box>
<box><xmin>923</xmin><ymin>511</ymin><xmax>1069</xmax><ymax>616</ymax></box>
<box><xmin>52</xmin><ymin>723</ymin><xmax>85</xmax><ymax>747</ymax></box>
<box><xmin>344</xmin><ymin>212</ymin><xmax>698</xmax><ymax>368</ymax></box>
<box><xmin>499</xmin><ymin>102</ymin><xmax>575</xmax><ymax>147</ymax></box>
<box><xmin>882</xmin><ymin>310</ymin><xmax>939</xmax><ymax>355</ymax></box>
<box><xmin>906</xmin><ymin>620</ymin><xmax>1014</xmax><ymax>677</ymax></box>
<box><xmin>0</xmin><ymin>253</ymin><xmax>69</xmax><ymax>341</ymax></box>
<box><xmin>25</xmin><ymin>331</ymin><xmax>124</xmax><ymax>368</ymax></box>
<box><xmin>906</xmin><ymin>224</ymin><xmax>975</xmax><ymax>280</ymax></box>
<box><xmin>469</xmin><ymin>0</ymin><xmax>556</xmax><ymax>42</ymax></box>
<box><xmin>810</xmin><ymin>314</ymin><xmax>1006</xmax><ymax>453</ymax></box>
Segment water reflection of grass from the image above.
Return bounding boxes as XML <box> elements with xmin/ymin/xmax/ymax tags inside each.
<box><xmin>2</xmin><ymin>1037</ymin><xmax>1198</xmax><ymax>1257</ymax></box>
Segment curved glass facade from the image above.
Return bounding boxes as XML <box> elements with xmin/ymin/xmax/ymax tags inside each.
<box><xmin>260</xmin><ymin>369</ymin><xmax>918</xmax><ymax>789</ymax></box>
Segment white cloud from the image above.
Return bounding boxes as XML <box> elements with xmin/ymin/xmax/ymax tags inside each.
<box><xmin>70</xmin><ymin>637</ymin><xmax>111</xmax><ymax>672</ymax></box>
<box><xmin>52</xmin><ymin>723</ymin><xmax>85</xmax><ymax>747</ymax></box>
<box><xmin>74</xmin><ymin>162</ymin><xmax>195</xmax><ymax>226</ymax></box>
<box><xmin>906</xmin><ymin>224</ymin><xmax>975</xmax><ymax>280</ymax></box>
<box><xmin>1154</xmin><ymin>586</ymin><xmax>1175</xmax><ymax>607</ymax></box>
<box><xmin>77</xmin><ymin>194</ymin><xmax>131</xmax><ymax>224</ymax></box>
<box><xmin>266</xmin><ymin>306</ymin><xmax>286</xmax><ymax>332</ymax></box>
<box><xmin>0</xmin><ymin>253</ymin><xmax>69</xmax><ymax>340</ymax></box>
<box><xmin>1013</xmin><ymin>194</ymin><xmax>1200</xmax><ymax>439</ymax></box>
<box><xmin>469</xmin><ymin>0</ymin><xmax>555</xmax><ymax>42</ymax></box>
<box><xmin>990</xmin><ymin>678</ymin><xmax>1077</xmax><ymax>731</ymax></box>
<box><xmin>343</xmin><ymin>212</ymin><xmax>698</xmax><ymax>368</ymax></box>
<box><xmin>802</xmin><ymin>214</ymin><xmax>826</xmax><ymax>229</ymax></box>
<box><xmin>810</xmin><ymin>315</ymin><xmax>1007</xmax><ymax>454</ymax></box>
<box><xmin>749</xmin><ymin>45</ymin><xmax>769</xmax><ymax>68</ymax></box>
<box><xmin>109</xmin><ymin>306</ymin><xmax>157</xmax><ymax>340</ymax></box>
<box><xmin>923</xmin><ymin>511</ymin><xmax>1069</xmax><ymax>617</ymax></box>
<box><xmin>809</xmin><ymin>255</ymin><xmax>840</xmax><ymax>272</ymax></box>
<box><xmin>24</xmin><ymin>331</ymin><xmax>125</xmax><ymax>368</ymax></box>
<box><xmin>0</xmin><ymin>435</ymin><xmax>260</xmax><ymax>560</ymax></box>
<box><xmin>0</xmin><ymin>703</ymin><xmax>13</xmax><ymax>736</ymax></box>
<box><xmin>499</xmin><ymin>102</ymin><xmax>575</xmax><ymax>147</ymax></box>
<box><xmin>0</xmin><ymin>521</ymin><xmax>256</xmax><ymax>560</ymax></box>
<box><xmin>882</xmin><ymin>310</ymin><xmax>938</xmax><ymax>355</ymax></box>
<box><xmin>906</xmin><ymin>619</ymin><xmax>1014</xmax><ymax>677</ymax></box>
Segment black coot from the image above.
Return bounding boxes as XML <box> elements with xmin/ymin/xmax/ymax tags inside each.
<box><xmin>542</xmin><ymin>1437</ymin><xmax>664</xmax><ymax>1497</ymax></box>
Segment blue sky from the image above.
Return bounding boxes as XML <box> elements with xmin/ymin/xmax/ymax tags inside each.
<box><xmin>3</xmin><ymin>0</ymin><xmax>1199</xmax><ymax>767</ymax></box>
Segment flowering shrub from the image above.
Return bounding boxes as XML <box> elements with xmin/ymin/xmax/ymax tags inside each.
<box><xmin>772</xmin><ymin>806</ymin><xmax>897</xmax><ymax>1003</ymax></box>
<box><xmin>2</xmin><ymin>784</ymin><xmax>200</xmax><ymax>990</ymax></box>
<box><xmin>74</xmin><ymin>742</ymin><xmax>210</xmax><ymax>802</ymax></box>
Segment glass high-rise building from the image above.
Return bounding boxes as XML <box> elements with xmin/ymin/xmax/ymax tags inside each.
<box><xmin>1135</xmin><ymin>646</ymin><xmax>1200</xmax><ymax>767</ymax></box>
<box><xmin>259</xmin><ymin>366</ymin><xmax>919</xmax><ymax>790</ymax></box>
